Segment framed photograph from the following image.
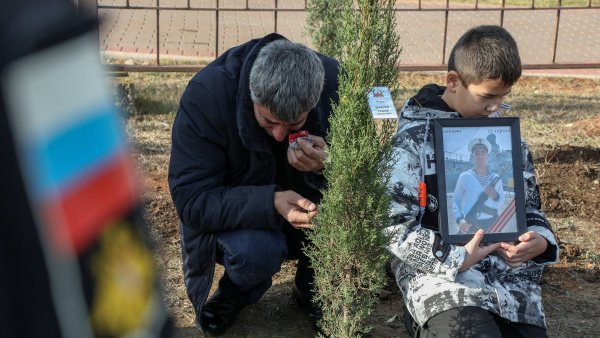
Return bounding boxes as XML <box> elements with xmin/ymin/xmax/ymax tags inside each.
<box><xmin>433</xmin><ymin>118</ymin><xmax>526</xmax><ymax>244</ymax></box>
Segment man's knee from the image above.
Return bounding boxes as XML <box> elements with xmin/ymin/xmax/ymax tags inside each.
<box><xmin>217</xmin><ymin>229</ymin><xmax>287</xmax><ymax>284</ymax></box>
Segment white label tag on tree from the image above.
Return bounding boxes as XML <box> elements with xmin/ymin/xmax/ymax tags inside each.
<box><xmin>368</xmin><ymin>87</ymin><xmax>397</xmax><ymax>119</ymax></box>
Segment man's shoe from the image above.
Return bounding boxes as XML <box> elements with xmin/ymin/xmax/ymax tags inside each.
<box><xmin>293</xmin><ymin>258</ymin><xmax>322</xmax><ymax>320</ymax></box>
<box><xmin>292</xmin><ymin>283</ymin><xmax>330</xmax><ymax>337</ymax></box>
<box><xmin>200</xmin><ymin>288</ymin><xmax>246</xmax><ymax>336</ymax></box>
<box><xmin>293</xmin><ymin>258</ymin><xmax>329</xmax><ymax>335</ymax></box>
<box><xmin>291</xmin><ymin>283</ymin><xmax>322</xmax><ymax>321</ymax></box>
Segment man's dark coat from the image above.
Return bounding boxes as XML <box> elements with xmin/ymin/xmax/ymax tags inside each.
<box><xmin>168</xmin><ymin>33</ymin><xmax>339</xmax><ymax>327</ymax></box>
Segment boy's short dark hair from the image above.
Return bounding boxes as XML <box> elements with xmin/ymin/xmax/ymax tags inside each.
<box><xmin>447</xmin><ymin>25</ymin><xmax>522</xmax><ymax>87</ymax></box>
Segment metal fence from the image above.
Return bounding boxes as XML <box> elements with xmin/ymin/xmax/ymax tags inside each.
<box><xmin>90</xmin><ymin>0</ymin><xmax>600</xmax><ymax>72</ymax></box>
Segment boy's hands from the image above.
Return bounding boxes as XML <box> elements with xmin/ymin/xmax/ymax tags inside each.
<box><xmin>495</xmin><ymin>231</ymin><xmax>548</xmax><ymax>267</ymax></box>
<box><xmin>459</xmin><ymin>229</ymin><xmax>501</xmax><ymax>272</ymax></box>
<box><xmin>288</xmin><ymin>136</ymin><xmax>326</xmax><ymax>172</ymax></box>
<box><xmin>458</xmin><ymin>230</ymin><xmax>548</xmax><ymax>271</ymax></box>
<box><xmin>274</xmin><ymin>190</ymin><xmax>317</xmax><ymax>229</ymax></box>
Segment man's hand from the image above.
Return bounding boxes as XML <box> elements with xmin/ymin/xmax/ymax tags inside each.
<box><xmin>459</xmin><ymin>229</ymin><xmax>501</xmax><ymax>272</ymax></box>
<box><xmin>274</xmin><ymin>190</ymin><xmax>318</xmax><ymax>229</ymax></box>
<box><xmin>287</xmin><ymin>136</ymin><xmax>326</xmax><ymax>172</ymax></box>
<box><xmin>458</xmin><ymin>219</ymin><xmax>472</xmax><ymax>234</ymax></box>
<box><xmin>495</xmin><ymin>231</ymin><xmax>548</xmax><ymax>267</ymax></box>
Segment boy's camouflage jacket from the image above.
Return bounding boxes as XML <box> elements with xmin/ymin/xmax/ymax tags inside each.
<box><xmin>386</xmin><ymin>95</ymin><xmax>560</xmax><ymax>328</ymax></box>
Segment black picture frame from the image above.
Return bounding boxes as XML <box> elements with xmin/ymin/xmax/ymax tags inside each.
<box><xmin>434</xmin><ymin>118</ymin><xmax>527</xmax><ymax>244</ymax></box>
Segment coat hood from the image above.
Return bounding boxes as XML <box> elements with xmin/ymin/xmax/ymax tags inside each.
<box><xmin>400</xmin><ymin>84</ymin><xmax>460</xmax><ymax>121</ymax></box>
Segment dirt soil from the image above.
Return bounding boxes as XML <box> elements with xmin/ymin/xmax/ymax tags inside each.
<box><xmin>129</xmin><ymin>75</ymin><xmax>600</xmax><ymax>338</ymax></box>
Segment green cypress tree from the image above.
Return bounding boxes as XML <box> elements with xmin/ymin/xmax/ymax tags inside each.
<box><xmin>306</xmin><ymin>0</ymin><xmax>346</xmax><ymax>58</ymax></box>
<box><xmin>305</xmin><ymin>0</ymin><xmax>402</xmax><ymax>337</ymax></box>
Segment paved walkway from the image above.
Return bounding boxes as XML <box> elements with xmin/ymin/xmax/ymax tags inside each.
<box><xmin>97</xmin><ymin>0</ymin><xmax>600</xmax><ymax>77</ymax></box>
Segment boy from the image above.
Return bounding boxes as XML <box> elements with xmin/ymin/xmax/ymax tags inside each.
<box><xmin>387</xmin><ymin>25</ymin><xmax>559</xmax><ymax>337</ymax></box>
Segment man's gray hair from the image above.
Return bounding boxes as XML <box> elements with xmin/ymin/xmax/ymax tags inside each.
<box><xmin>249</xmin><ymin>39</ymin><xmax>325</xmax><ymax>122</ymax></box>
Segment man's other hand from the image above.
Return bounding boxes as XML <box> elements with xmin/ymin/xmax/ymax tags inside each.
<box><xmin>288</xmin><ymin>136</ymin><xmax>326</xmax><ymax>172</ymax></box>
<box><xmin>274</xmin><ymin>190</ymin><xmax>317</xmax><ymax>229</ymax></box>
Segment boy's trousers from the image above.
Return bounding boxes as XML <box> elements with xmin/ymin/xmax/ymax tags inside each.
<box><xmin>406</xmin><ymin>306</ymin><xmax>548</xmax><ymax>338</ymax></box>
